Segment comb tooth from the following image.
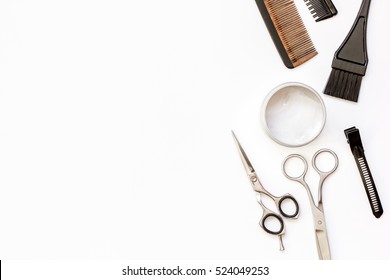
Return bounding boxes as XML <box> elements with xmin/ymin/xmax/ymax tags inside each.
<box><xmin>305</xmin><ymin>0</ymin><xmax>319</xmax><ymax>19</ymax></box>
<box><xmin>303</xmin><ymin>0</ymin><xmax>336</xmax><ymax>21</ymax></box>
<box><xmin>263</xmin><ymin>0</ymin><xmax>317</xmax><ymax>67</ymax></box>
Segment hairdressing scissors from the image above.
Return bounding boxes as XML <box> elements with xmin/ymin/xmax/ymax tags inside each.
<box><xmin>232</xmin><ymin>131</ymin><xmax>299</xmax><ymax>250</ymax></box>
<box><xmin>282</xmin><ymin>149</ymin><xmax>338</xmax><ymax>260</ymax></box>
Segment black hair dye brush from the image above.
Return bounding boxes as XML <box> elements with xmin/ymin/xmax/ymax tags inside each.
<box><xmin>324</xmin><ymin>0</ymin><xmax>372</xmax><ymax>102</ymax></box>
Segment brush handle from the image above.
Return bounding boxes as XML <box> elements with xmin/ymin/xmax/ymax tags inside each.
<box><xmin>358</xmin><ymin>0</ymin><xmax>372</xmax><ymax>18</ymax></box>
<box><xmin>332</xmin><ymin>0</ymin><xmax>372</xmax><ymax>75</ymax></box>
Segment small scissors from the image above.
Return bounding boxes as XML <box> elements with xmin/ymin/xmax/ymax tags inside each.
<box><xmin>282</xmin><ymin>149</ymin><xmax>338</xmax><ymax>260</ymax></box>
<box><xmin>232</xmin><ymin>131</ymin><xmax>299</xmax><ymax>250</ymax></box>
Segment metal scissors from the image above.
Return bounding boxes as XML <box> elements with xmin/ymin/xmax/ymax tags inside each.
<box><xmin>232</xmin><ymin>131</ymin><xmax>299</xmax><ymax>250</ymax></box>
<box><xmin>282</xmin><ymin>149</ymin><xmax>338</xmax><ymax>260</ymax></box>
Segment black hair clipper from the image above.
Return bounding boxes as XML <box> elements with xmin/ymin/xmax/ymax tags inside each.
<box><xmin>345</xmin><ymin>127</ymin><xmax>383</xmax><ymax>218</ymax></box>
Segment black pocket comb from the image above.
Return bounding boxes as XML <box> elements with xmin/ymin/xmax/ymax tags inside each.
<box><xmin>303</xmin><ymin>0</ymin><xmax>338</xmax><ymax>22</ymax></box>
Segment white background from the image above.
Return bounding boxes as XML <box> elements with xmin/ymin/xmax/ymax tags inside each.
<box><xmin>0</xmin><ymin>0</ymin><xmax>389</xmax><ymax>261</ymax></box>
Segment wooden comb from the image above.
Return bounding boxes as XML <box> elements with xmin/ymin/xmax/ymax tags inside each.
<box><xmin>254</xmin><ymin>0</ymin><xmax>317</xmax><ymax>68</ymax></box>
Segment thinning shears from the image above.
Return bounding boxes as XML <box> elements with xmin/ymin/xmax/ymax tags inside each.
<box><xmin>232</xmin><ymin>131</ymin><xmax>299</xmax><ymax>250</ymax></box>
<box><xmin>282</xmin><ymin>149</ymin><xmax>338</xmax><ymax>260</ymax></box>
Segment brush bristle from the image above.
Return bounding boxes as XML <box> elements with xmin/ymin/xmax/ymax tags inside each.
<box><xmin>264</xmin><ymin>0</ymin><xmax>317</xmax><ymax>67</ymax></box>
<box><xmin>324</xmin><ymin>68</ymin><xmax>363</xmax><ymax>102</ymax></box>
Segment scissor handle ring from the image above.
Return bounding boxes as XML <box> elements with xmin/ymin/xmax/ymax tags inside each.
<box><xmin>312</xmin><ymin>148</ymin><xmax>339</xmax><ymax>175</ymax></box>
<box><xmin>282</xmin><ymin>154</ymin><xmax>308</xmax><ymax>181</ymax></box>
<box><xmin>260</xmin><ymin>213</ymin><xmax>284</xmax><ymax>235</ymax></box>
<box><xmin>278</xmin><ymin>195</ymin><xmax>299</xmax><ymax>218</ymax></box>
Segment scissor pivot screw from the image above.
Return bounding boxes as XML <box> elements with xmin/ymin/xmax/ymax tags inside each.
<box><xmin>250</xmin><ymin>176</ymin><xmax>257</xmax><ymax>182</ymax></box>
<box><xmin>318</xmin><ymin>221</ymin><xmax>322</xmax><ymax>225</ymax></box>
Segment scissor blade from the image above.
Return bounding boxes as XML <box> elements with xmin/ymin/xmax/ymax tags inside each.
<box><xmin>231</xmin><ymin>131</ymin><xmax>255</xmax><ymax>175</ymax></box>
<box><xmin>315</xmin><ymin>229</ymin><xmax>331</xmax><ymax>260</ymax></box>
